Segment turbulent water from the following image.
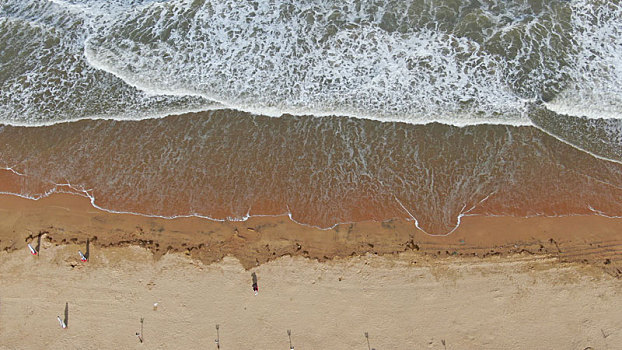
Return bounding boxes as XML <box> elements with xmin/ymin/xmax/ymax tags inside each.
<box><xmin>1</xmin><ymin>0</ymin><xmax>622</xmax><ymax>234</ymax></box>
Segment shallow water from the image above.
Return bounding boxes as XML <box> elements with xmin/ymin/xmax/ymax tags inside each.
<box><xmin>1</xmin><ymin>111</ymin><xmax>621</xmax><ymax>234</ymax></box>
<box><xmin>1</xmin><ymin>0</ymin><xmax>621</xmax><ymax>234</ymax></box>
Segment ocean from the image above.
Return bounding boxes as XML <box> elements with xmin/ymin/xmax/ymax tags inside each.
<box><xmin>1</xmin><ymin>0</ymin><xmax>621</xmax><ymax>234</ymax></box>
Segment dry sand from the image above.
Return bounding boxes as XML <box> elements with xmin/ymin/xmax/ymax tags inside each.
<box><xmin>0</xmin><ymin>193</ymin><xmax>622</xmax><ymax>349</ymax></box>
<box><xmin>1</xmin><ymin>246</ymin><xmax>621</xmax><ymax>349</ymax></box>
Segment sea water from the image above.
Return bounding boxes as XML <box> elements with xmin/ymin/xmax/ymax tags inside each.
<box><xmin>1</xmin><ymin>0</ymin><xmax>621</xmax><ymax>234</ymax></box>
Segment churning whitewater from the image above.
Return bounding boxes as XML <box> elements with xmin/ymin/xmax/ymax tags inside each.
<box><xmin>1</xmin><ymin>0</ymin><xmax>622</xmax><ymax>126</ymax></box>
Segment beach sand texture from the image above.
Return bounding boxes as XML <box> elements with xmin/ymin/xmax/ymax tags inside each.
<box><xmin>2</xmin><ymin>0</ymin><xmax>622</xmax><ymax>348</ymax></box>
<box><xmin>0</xmin><ymin>193</ymin><xmax>621</xmax><ymax>349</ymax></box>
<box><xmin>1</xmin><ymin>245</ymin><xmax>621</xmax><ymax>349</ymax></box>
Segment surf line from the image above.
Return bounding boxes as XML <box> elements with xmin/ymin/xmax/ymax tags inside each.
<box><xmin>530</xmin><ymin>123</ymin><xmax>622</xmax><ymax>166</ymax></box>
<box><xmin>393</xmin><ymin>191</ymin><xmax>497</xmax><ymax>237</ymax></box>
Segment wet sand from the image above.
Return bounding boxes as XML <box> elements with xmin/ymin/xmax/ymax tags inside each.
<box><xmin>0</xmin><ymin>193</ymin><xmax>621</xmax><ymax>275</ymax></box>
<box><xmin>0</xmin><ymin>193</ymin><xmax>622</xmax><ymax>348</ymax></box>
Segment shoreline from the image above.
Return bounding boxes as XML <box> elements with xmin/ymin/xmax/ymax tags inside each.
<box><xmin>3</xmin><ymin>108</ymin><xmax>619</xmax><ymax>167</ymax></box>
<box><xmin>3</xmin><ymin>112</ymin><xmax>622</xmax><ymax>235</ymax></box>
<box><xmin>1</xmin><ymin>190</ymin><xmax>622</xmax><ymax>349</ymax></box>
<box><xmin>1</xmin><ymin>193</ymin><xmax>621</xmax><ymax>276</ymax></box>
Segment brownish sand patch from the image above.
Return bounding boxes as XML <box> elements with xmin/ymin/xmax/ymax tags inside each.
<box><xmin>1</xmin><ymin>193</ymin><xmax>621</xmax><ymax>276</ymax></box>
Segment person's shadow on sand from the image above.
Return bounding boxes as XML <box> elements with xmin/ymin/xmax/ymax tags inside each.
<box><xmin>79</xmin><ymin>238</ymin><xmax>90</xmax><ymax>262</ymax></box>
<box><xmin>35</xmin><ymin>234</ymin><xmax>42</xmax><ymax>255</ymax></box>
<box><xmin>85</xmin><ymin>238</ymin><xmax>90</xmax><ymax>260</ymax></box>
<box><xmin>251</xmin><ymin>272</ymin><xmax>258</xmax><ymax>294</ymax></box>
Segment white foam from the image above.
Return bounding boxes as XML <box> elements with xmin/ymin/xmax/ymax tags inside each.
<box><xmin>545</xmin><ymin>1</ymin><xmax>622</xmax><ymax>120</ymax></box>
<box><xmin>0</xmin><ymin>0</ymin><xmax>621</xmax><ymax>149</ymax></box>
<box><xmin>0</xmin><ymin>1</ymin><xmax>218</xmax><ymax>126</ymax></box>
<box><xmin>82</xmin><ymin>0</ymin><xmax>530</xmax><ymax>126</ymax></box>
<box><xmin>530</xmin><ymin>122</ymin><xmax>622</xmax><ymax>165</ymax></box>
<box><xmin>2</xmin><ymin>166</ymin><xmax>25</xmax><ymax>177</ymax></box>
<box><xmin>543</xmin><ymin>101</ymin><xmax>622</xmax><ymax>120</ymax></box>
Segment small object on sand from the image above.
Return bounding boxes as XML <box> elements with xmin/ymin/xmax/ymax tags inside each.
<box><xmin>215</xmin><ymin>324</ymin><xmax>220</xmax><ymax>349</ymax></box>
<box><xmin>78</xmin><ymin>250</ymin><xmax>87</xmax><ymax>262</ymax></box>
<box><xmin>287</xmin><ymin>329</ymin><xmax>294</xmax><ymax>349</ymax></box>
<box><xmin>57</xmin><ymin>316</ymin><xmax>67</xmax><ymax>329</ymax></box>
<box><xmin>251</xmin><ymin>272</ymin><xmax>258</xmax><ymax>295</ymax></box>
<box><xmin>153</xmin><ymin>302</ymin><xmax>158</xmax><ymax>311</ymax></box>
<box><xmin>136</xmin><ymin>317</ymin><xmax>144</xmax><ymax>343</ymax></box>
<box><xmin>27</xmin><ymin>243</ymin><xmax>37</xmax><ymax>255</ymax></box>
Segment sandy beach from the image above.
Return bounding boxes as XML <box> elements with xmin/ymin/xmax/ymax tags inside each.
<box><xmin>0</xmin><ymin>193</ymin><xmax>621</xmax><ymax>349</ymax></box>
<box><xmin>1</xmin><ymin>243</ymin><xmax>621</xmax><ymax>349</ymax></box>
<box><xmin>3</xmin><ymin>0</ymin><xmax>622</xmax><ymax>348</ymax></box>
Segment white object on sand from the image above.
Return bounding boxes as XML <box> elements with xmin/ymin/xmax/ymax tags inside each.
<box><xmin>78</xmin><ymin>250</ymin><xmax>87</xmax><ymax>262</ymax></box>
<box><xmin>27</xmin><ymin>243</ymin><xmax>37</xmax><ymax>255</ymax></box>
<box><xmin>57</xmin><ymin>316</ymin><xmax>67</xmax><ymax>329</ymax></box>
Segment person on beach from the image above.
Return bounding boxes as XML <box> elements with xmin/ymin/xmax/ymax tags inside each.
<box><xmin>57</xmin><ymin>316</ymin><xmax>66</xmax><ymax>329</ymax></box>
<box><xmin>136</xmin><ymin>317</ymin><xmax>144</xmax><ymax>342</ymax></box>
<box><xmin>251</xmin><ymin>272</ymin><xmax>258</xmax><ymax>295</ymax></box>
<box><xmin>27</xmin><ymin>243</ymin><xmax>37</xmax><ymax>255</ymax></box>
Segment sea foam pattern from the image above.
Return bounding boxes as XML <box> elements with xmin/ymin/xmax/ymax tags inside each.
<box><xmin>545</xmin><ymin>0</ymin><xmax>622</xmax><ymax>120</ymax></box>
<box><xmin>0</xmin><ymin>0</ymin><xmax>621</xmax><ymax>126</ymax></box>
<box><xmin>0</xmin><ymin>0</ymin><xmax>218</xmax><ymax>125</ymax></box>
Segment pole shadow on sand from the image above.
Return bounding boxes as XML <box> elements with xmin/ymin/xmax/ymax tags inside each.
<box><xmin>85</xmin><ymin>238</ymin><xmax>90</xmax><ymax>260</ymax></box>
<box><xmin>64</xmin><ymin>302</ymin><xmax>68</xmax><ymax>328</ymax></box>
<box><xmin>136</xmin><ymin>317</ymin><xmax>144</xmax><ymax>343</ymax></box>
<box><xmin>215</xmin><ymin>324</ymin><xmax>220</xmax><ymax>349</ymax></box>
<box><xmin>287</xmin><ymin>329</ymin><xmax>294</xmax><ymax>349</ymax></box>
<box><xmin>364</xmin><ymin>332</ymin><xmax>376</xmax><ymax>350</ymax></box>
<box><xmin>36</xmin><ymin>234</ymin><xmax>41</xmax><ymax>255</ymax></box>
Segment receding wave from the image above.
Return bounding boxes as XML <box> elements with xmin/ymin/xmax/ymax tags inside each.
<box><xmin>1</xmin><ymin>112</ymin><xmax>622</xmax><ymax>235</ymax></box>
